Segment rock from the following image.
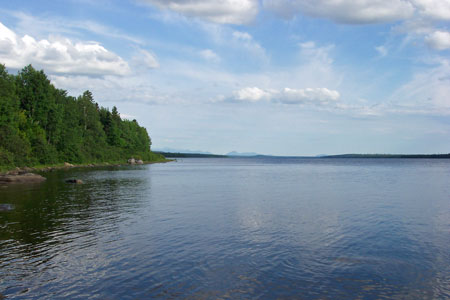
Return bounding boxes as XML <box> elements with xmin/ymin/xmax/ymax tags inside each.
<box><xmin>0</xmin><ymin>204</ymin><xmax>14</xmax><ymax>212</ymax></box>
<box><xmin>136</xmin><ymin>159</ymin><xmax>144</xmax><ymax>165</ymax></box>
<box><xmin>65</xmin><ymin>179</ymin><xmax>83</xmax><ymax>184</ymax></box>
<box><xmin>128</xmin><ymin>158</ymin><xmax>136</xmax><ymax>165</ymax></box>
<box><xmin>0</xmin><ymin>173</ymin><xmax>46</xmax><ymax>183</ymax></box>
<box><xmin>6</xmin><ymin>167</ymin><xmax>21</xmax><ymax>175</ymax></box>
<box><xmin>64</xmin><ymin>162</ymin><xmax>74</xmax><ymax>167</ymax></box>
<box><xmin>20</xmin><ymin>167</ymin><xmax>34</xmax><ymax>173</ymax></box>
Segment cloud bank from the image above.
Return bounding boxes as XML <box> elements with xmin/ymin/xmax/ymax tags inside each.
<box><xmin>140</xmin><ymin>0</ymin><xmax>259</xmax><ymax>24</ymax></box>
<box><xmin>233</xmin><ymin>86</ymin><xmax>340</xmax><ymax>105</ymax></box>
<box><xmin>263</xmin><ymin>0</ymin><xmax>415</xmax><ymax>24</ymax></box>
<box><xmin>0</xmin><ymin>22</ymin><xmax>130</xmax><ymax>76</ymax></box>
<box><xmin>426</xmin><ymin>30</ymin><xmax>450</xmax><ymax>50</ymax></box>
<box><xmin>263</xmin><ymin>0</ymin><xmax>450</xmax><ymax>23</ymax></box>
<box><xmin>412</xmin><ymin>0</ymin><xmax>450</xmax><ymax>20</ymax></box>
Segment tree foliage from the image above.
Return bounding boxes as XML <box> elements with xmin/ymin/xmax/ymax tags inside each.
<box><xmin>0</xmin><ymin>64</ymin><xmax>163</xmax><ymax>168</ymax></box>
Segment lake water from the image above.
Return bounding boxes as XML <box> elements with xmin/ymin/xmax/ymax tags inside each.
<box><xmin>0</xmin><ymin>158</ymin><xmax>449</xmax><ymax>299</ymax></box>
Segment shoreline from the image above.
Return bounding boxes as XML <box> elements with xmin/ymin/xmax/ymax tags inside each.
<box><xmin>0</xmin><ymin>159</ymin><xmax>174</xmax><ymax>176</ymax></box>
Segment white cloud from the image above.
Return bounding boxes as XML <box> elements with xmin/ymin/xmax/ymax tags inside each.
<box><xmin>277</xmin><ymin>87</ymin><xmax>340</xmax><ymax>104</ymax></box>
<box><xmin>199</xmin><ymin>49</ymin><xmax>220</xmax><ymax>62</ymax></box>
<box><xmin>261</xmin><ymin>0</ymin><xmax>450</xmax><ymax>53</ymax></box>
<box><xmin>199</xmin><ymin>25</ymin><xmax>269</xmax><ymax>63</ymax></box>
<box><xmin>119</xmin><ymin>113</ymin><xmax>137</xmax><ymax>120</ymax></box>
<box><xmin>425</xmin><ymin>30</ymin><xmax>450</xmax><ymax>50</ymax></box>
<box><xmin>263</xmin><ymin>0</ymin><xmax>450</xmax><ymax>24</ymax></box>
<box><xmin>0</xmin><ymin>22</ymin><xmax>130</xmax><ymax>76</ymax></box>
<box><xmin>233</xmin><ymin>87</ymin><xmax>272</xmax><ymax>102</ymax></box>
<box><xmin>9</xmin><ymin>11</ymin><xmax>145</xmax><ymax>45</ymax></box>
<box><xmin>375</xmin><ymin>45</ymin><xmax>388</xmax><ymax>56</ymax></box>
<box><xmin>263</xmin><ymin>0</ymin><xmax>414</xmax><ymax>24</ymax></box>
<box><xmin>392</xmin><ymin>18</ymin><xmax>434</xmax><ymax>35</ymax></box>
<box><xmin>50</xmin><ymin>74</ymin><xmax>173</xmax><ymax>105</ymax></box>
<box><xmin>299</xmin><ymin>41</ymin><xmax>334</xmax><ymax>64</ymax></box>
<box><xmin>293</xmin><ymin>41</ymin><xmax>340</xmax><ymax>88</ymax></box>
<box><xmin>232</xmin><ymin>31</ymin><xmax>252</xmax><ymax>41</ymax></box>
<box><xmin>232</xmin><ymin>86</ymin><xmax>340</xmax><ymax>105</ymax></box>
<box><xmin>232</xmin><ymin>30</ymin><xmax>269</xmax><ymax>63</ymax></box>
<box><xmin>140</xmin><ymin>0</ymin><xmax>259</xmax><ymax>25</ymax></box>
<box><xmin>412</xmin><ymin>0</ymin><xmax>450</xmax><ymax>20</ymax></box>
<box><xmin>389</xmin><ymin>58</ymin><xmax>450</xmax><ymax>114</ymax></box>
<box><xmin>132</xmin><ymin>49</ymin><xmax>160</xmax><ymax>69</ymax></box>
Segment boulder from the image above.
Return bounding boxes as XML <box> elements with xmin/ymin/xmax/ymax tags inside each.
<box><xmin>20</xmin><ymin>166</ymin><xmax>34</xmax><ymax>173</ymax></box>
<box><xmin>136</xmin><ymin>159</ymin><xmax>144</xmax><ymax>165</ymax></box>
<box><xmin>128</xmin><ymin>158</ymin><xmax>136</xmax><ymax>164</ymax></box>
<box><xmin>64</xmin><ymin>162</ymin><xmax>74</xmax><ymax>167</ymax></box>
<box><xmin>6</xmin><ymin>170</ymin><xmax>19</xmax><ymax>176</ymax></box>
<box><xmin>0</xmin><ymin>173</ymin><xmax>46</xmax><ymax>183</ymax></box>
<box><xmin>65</xmin><ymin>179</ymin><xmax>83</xmax><ymax>184</ymax></box>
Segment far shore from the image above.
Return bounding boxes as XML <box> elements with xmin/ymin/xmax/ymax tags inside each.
<box><xmin>156</xmin><ymin>151</ymin><xmax>450</xmax><ymax>159</ymax></box>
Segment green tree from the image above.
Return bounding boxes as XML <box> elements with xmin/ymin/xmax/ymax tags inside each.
<box><xmin>0</xmin><ymin>64</ymin><xmax>19</xmax><ymax>127</ymax></box>
<box><xmin>0</xmin><ymin>64</ymin><xmax>164</xmax><ymax>168</ymax></box>
<box><xmin>16</xmin><ymin>65</ymin><xmax>55</xmax><ymax>130</ymax></box>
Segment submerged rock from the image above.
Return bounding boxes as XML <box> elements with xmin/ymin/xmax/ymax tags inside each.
<box><xmin>65</xmin><ymin>179</ymin><xmax>83</xmax><ymax>184</ymax></box>
<box><xmin>0</xmin><ymin>204</ymin><xmax>14</xmax><ymax>212</ymax></box>
<box><xmin>0</xmin><ymin>173</ymin><xmax>46</xmax><ymax>183</ymax></box>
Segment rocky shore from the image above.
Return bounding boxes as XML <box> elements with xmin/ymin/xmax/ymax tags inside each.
<box><xmin>0</xmin><ymin>170</ymin><xmax>47</xmax><ymax>184</ymax></box>
<box><xmin>0</xmin><ymin>159</ymin><xmax>171</xmax><ymax>185</ymax></box>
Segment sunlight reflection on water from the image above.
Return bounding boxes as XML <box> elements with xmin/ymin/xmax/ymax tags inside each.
<box><xmin>0</xmin><ymin>158</ymin><xmax>449</xmax><ymax>299</ymax></box>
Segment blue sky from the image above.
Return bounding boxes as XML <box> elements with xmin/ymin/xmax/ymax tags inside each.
<box><xmin>1</xmin><ymin>0</ymin><xmax>450</xmax><ymax>155</ymax></box>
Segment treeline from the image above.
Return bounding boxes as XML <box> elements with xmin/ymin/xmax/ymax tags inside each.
<box><xmin>0</xmin><ymin>64</ymin><xmax>164</xmax><ymax>168</ymax></box>
<box><xmin>324</xmin><ymin>154</ymin><xmax>450</xmax><ymax>158</ymax></box>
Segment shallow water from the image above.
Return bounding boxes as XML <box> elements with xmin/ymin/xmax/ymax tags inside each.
<box><xmin>0</xmin><ymin>158</ymin><xmax>449</xmax><ymax>299</ymax></box>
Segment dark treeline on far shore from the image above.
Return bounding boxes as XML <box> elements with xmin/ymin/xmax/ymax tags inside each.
<box><xmin>157</xmin><ymin>152</ymin><xmax>450</xmax><ymax>159</ymax></box>
<box><xmin>324</xmin><ymin>154</ymin><xmax>450</xmax><ymax>158</ymax></box>
<box><xmin>0</xmin><ymin>64</ymin><xmax>164</xmax><ymax>169</ymax></box>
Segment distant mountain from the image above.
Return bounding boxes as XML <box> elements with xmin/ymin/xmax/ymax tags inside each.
<box><xmin>154</xmin><ymin>152</ymin><xmax>226</xmax><ymax>158</ymax></box>
<box><xmin>226</xmin><ymin>151</ymin><xmax>260</xmax><ymax>157</ymax></box>
<box><xmin>152</xmin><ymin>147</ymin><xmax>213</xmax><ymax>155</ymax></box>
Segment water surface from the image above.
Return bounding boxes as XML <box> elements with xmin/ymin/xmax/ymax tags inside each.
<box><xmin>0</xmin><ymin>158</ymin><xmax>449</xmax><ymax>299</ymax></box>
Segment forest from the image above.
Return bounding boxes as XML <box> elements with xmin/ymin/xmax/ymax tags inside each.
<box><xmin>0</xmin><ymin>64</ymin><xmax>164</xmax><ymax>169</ymax></box>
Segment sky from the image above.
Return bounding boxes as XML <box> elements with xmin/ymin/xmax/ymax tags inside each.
<box><xmin>1</xmin><ymin>0</ymin><xmax>450</xmax><ymax>155</ymax></box>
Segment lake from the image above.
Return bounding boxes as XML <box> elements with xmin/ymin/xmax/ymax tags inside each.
<box><xmin>0</xmin><ymin>158</ymin><xmax>449</xmax><ymax>299</ymax></box>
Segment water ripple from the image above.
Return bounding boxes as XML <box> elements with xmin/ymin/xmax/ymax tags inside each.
<box><xmin>0</xmin><ymin>159</ymin><xmax>449</xmax><ymax>299</ymax></box>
